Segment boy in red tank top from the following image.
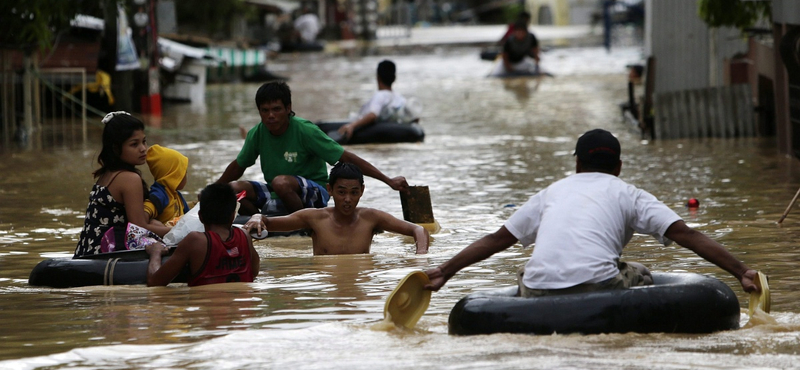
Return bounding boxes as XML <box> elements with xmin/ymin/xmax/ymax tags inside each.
<box><xmin>146</xmin><ymin>183</ymin><xmax>260</xmax><ymax>286</ymax></box>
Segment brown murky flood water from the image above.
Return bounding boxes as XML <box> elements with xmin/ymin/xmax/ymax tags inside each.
<box><xmin>1</xmin><ymin>46</ymin><xmax>800</xmax><ymax>369</ymax></box>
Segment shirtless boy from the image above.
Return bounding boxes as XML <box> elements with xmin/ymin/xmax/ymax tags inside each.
<box><xmin>243</xmin><ymin>162</ymin><xmax>429</xmax><ymax>255</ymax></box>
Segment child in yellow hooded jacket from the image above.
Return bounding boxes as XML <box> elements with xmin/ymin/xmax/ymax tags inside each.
<box><xmin>144</xmin><ymin>145</ymin><xmax>190</xmax><ymax>225</ymax></box>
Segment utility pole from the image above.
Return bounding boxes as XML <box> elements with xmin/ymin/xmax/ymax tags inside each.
<box><xmin>133</xmin><ymin>0</ymin><xmax>161</xmax><ymax>116</ymax></box>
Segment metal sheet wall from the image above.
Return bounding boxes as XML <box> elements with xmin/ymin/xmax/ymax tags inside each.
<box><xmin>646</xmin><ymin>0</ymin><xmax>747</xmax><ymax>95</ymax></box>
<box><xmin>773</xmin><ymin>0</ymin><xmax>800</xmax><ymax>24</ymax></box>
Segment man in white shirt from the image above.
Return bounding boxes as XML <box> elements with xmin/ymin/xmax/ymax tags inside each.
<box><xmin>337</xmin><ymin>60</ymin><xmax>417</xmax><ymax>141</ymax></box>
<box><xmin>294</xmin><ymin>7</ymin><xmax>321</xmax><ymax>44</ymax></box>
<box><xmin>424</xmin><ymin>129</ymin><xmax>760</xmax><ymax>296</ymax></box>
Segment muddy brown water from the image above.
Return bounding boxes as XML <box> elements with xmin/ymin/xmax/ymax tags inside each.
<box><xmin>1</xmin><ymin>46</ymin><xmax>799</xmax><ymax>369</ymax></box>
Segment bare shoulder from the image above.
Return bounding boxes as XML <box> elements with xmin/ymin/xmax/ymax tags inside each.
<box><xmin>359</xmin><ymin>207</ymin><xmax>395</xmax><ymax>219</ymax></box>
<box><xmin>115</xmin><ymin>171</ymin><xmax>142</xmax><ymax>183</ymax></box>
<box><xmin>111</xmin><ymin>171</ymin><xmax>143</xmax><ymax>191</ymax></box>
<box><xmin>295</xmin><ymin>207</ymin><xmax>330</xmax><ymax>221</ymax></box>
<box><xmin>178</xmin><ymin>231</ymin><xmax>208</xmax><ymax>250</ymax></box>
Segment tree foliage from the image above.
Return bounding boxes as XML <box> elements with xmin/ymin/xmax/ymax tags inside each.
<box><xmin>698</xmin><ymin>0</ymin><xmax>771</xmax><ymax>31</ymax></box>
<box><xmin>0</xmin><ymin>0</ymin><xmax>102</xmax><ymax>51</ymax></box>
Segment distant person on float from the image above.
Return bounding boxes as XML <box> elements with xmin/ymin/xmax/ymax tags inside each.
<box><xmin>337</xmin><ymin>60</ymin><xmax>419</xmax><ymax>141</ymax></box>
<box><xmin>493</xmin><ymin>20</ymin><xmax>540</xmax><ymax>76</ymax></box>
<box><xmin>243</xmin><ymin>162</ymin><xmax>429</xmax><ymax>255</ymax></box>
<box><xmin>146</xmin><ymin>183</ymin><xmax>260</xmax><ymax>287</ymax></box>
<box><xmin>216</xmin><ymin>81</ymin><xmax>409</xmax><ymax>217</ymax></box>
<box><xmin>293</xmin><ymin>6</ymin><xmax>321</xmax><ymax>44</ymax></box>
<box><xmin>74</xmin><ymin>112</ymin><xmax>171</xmax><ymax>258</ymax></box>
<box><xmin>143</xmin><ymin>145</ymin><xmax>190</xmax><ymax>226</ymax></box>
<box><xmin>498</xmin><ymin>11</ymin><xmax>532</xmax><ymax>45</ymax></box>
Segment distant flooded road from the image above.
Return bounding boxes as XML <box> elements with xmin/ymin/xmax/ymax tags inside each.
<box><xmin>1</xmin><ymin>45</ymin><xmax>800</xmax><ymax>369</ymax></box>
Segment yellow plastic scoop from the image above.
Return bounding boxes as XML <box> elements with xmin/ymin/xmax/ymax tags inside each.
<box><xmin>748</xmin><ymin>271</ymin><xmax>771</xmax><ymax>315</ymax></box>
<box><xmin>384</xmin><ymin>271</ymin><xmax>431</xmax><ymax>329</ymax></box>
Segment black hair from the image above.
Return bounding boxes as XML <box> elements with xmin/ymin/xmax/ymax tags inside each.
<box><xmin>631</xmin><ymin>65</ymin><xmax>644</xmax><ymax>78</ymax></box>
<box><xmin>94</xmin><ymin>113</ymin><xmax>145</xmax><ymax>178</ymax></box>
<box><xmin>255</xmin><ymin>81</ymin><xmax>295</xmax><ymax>117</ymax></box>
<box><xmin>519</xmin><ymin>11</ymin><xmax>531</xmax><ymax>21</ymax></box>
<box><xmin>512</xmin><ymin>20</ymin><xmax>528</xmax><ymax>31</ymax></box>
<box><xmin>199</xmin><ymin>183</ymin><xmax>237</xmax><ymax>226</ymax></box>
<box><xmin>377</xmin><ymin>60</ymin><xmax>396</xmax><ymax>87</ymax></box>
<box><xmin>329</xmin><ymin>162</ymin><xmax>363</xmax><ymax>187</ymax></box>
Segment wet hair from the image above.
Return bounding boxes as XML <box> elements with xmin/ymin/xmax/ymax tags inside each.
<box><xmin>198</xmin><ymin>183</ymin><xmax>237</xmax><ymax>226</ymax></box>
<box><xmin>255</xmin><ymin>81</ymin><xmax>295</xmax><ymax>117</ymax></box>
<box><xmin>94</xmin><ymin>112</ymin><xmax>145</xmax><ymax>178</ymax></box>
<box><xmin>377</xmin><ymin>60</ymin><xmax>396</xmax><ymax>87</ymax></box>
<box><xmin>329</xmin><ymin>162</ymin><xmax>363</xmax><ymax>186</ymax></box>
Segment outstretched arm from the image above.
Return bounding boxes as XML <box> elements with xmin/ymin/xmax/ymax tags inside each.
<box><xmin>531</xmin><ymin>46</ymin><xmax>540</xmax><ymax>66</ymax></box>
<box><xmin>374</xmin><ymin>210</ymin><xmax>430</xmax><ymax>254</ymax></box>
<box><xmin>146</xmin><ymin>232</ymin><xmax>204</xmax><ymax>286</ymax></box>
<box><xmin>501</xmin><ymin>51</ymin><xmax>513</xmax><ymax>73</ymax></box>
<box><xmin>216</xmin><ymin>160</ymin><xmax>246</xmax><ymax>184</ymax></box>
<box><xmin>246</xmin><ymin>232</ymin><xmax>259</xmax><ymax>278</ymax></box>
<box><xmin>338</xmin><ymin>112</ymin><xmax>378</xmax><ymax>140</ymax></box>
<box><xmin>243</xmin><ymin>210</ymin><xmax>313</xmax><ymax>235</ymax></box>
<box><xmin>339</xmin><ymin>150</ymin><xmax>409</xmax><ymax>192</ymax></box>
<box><xmin>425</xmin><ymin>226</ymin><xmax>518</xmax><ymax>291</ymax></box>
<box><xmin>664</xmin><ymin>220</ymin><xmax>758</xmax><ymax>293</ymax></box>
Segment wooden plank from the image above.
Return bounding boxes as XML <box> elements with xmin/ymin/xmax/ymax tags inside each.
<box><xmin>734</xmin><ymin>84</ymin><xmax>746</xmax><ymax>136</ymax></box>
<box><xmin>671</xmin><ymin>92</ymin><xmax>682</xmax><ymax>139</ymax></box>
<box><xmin>654</xmin><ymin>93</ymin><xmax>666</xmax><ymax>139</ymax></box>
<box><xmin>714</xmin><ymin>87</ymin><xmax>730</xmax><ymax>137</ymax></box>
<box><xmin>723</xmin><ymin>86</ymin><xmax>735</xmax><ymax>137</ymax></box>
<box><xmin>675</xmin><ymin>90</ymin><xmax>694</xmax><ymax>137</ymax></box>
<box><xmin>694</xmin><ymin>89</ymin><xmax>707</xmax><ymax>138</ymax></box>
<box><xmin>737</xmin><ymin>84</ymin><xmax>755</xmax><ymax>137</ymax></box>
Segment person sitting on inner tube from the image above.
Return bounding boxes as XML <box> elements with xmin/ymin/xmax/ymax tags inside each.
<box><xmin>146</xmin><ymin>183</ymin><xmax>260</xmax><ymax>287</ymax></box>
<box><xmin>217</xmin><ymin>81</ymin><xmax>409</xmax><ymax>217</ymax></box>
<box><xmin>497</xmin><ymin>11</ymin><xmax>531</xmax><ymax>46</ymax></box>
<box><xmin>424</xmin><ymin>129</ymin><xmax>761</xmax><ymax>297</ymax></box>
<box><xmin>498</xmin><ymin>20</ymin><xmax>540</xmax><ymax>76</ymax></box>
<box><xmin>337</xmin><ymin>60</ymin><xmax>419</xmax><ymax>141</ymax></box>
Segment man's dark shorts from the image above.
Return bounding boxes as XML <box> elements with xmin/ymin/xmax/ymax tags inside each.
<box><xmin>248</xmin><ymin>176</ymin><xmax>329</xmax><ymax>210</ymax></box>
<box><xmin>517</xmin><ymin>261</ymin><xmax>649</xmax><ymax>298</ymax></box>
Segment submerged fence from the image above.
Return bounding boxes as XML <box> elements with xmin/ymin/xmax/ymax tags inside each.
<box><xmin>653</xmin><ymin>84</ymin><xmax>755</xmax><ymax>140</ymax></box>
<box><xmin>377</xmin><ymin>3</ymin><xmax>413</xmax><ymax>39</ymax></box>
<box><xmin>1</xmin><ymin>53</ymin><xmax>95</xmax><ymax>148</ymax></box>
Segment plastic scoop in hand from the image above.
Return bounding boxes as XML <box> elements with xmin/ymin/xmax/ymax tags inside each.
<box><xmin>384</xmin><ymin>271</ymin><xmax>431</xmax><ymax>329</ymax></box>
<box><xmin>748</xmin><ymin>271</ymin><xmax>771</xmax><ymax>315</ymax></box>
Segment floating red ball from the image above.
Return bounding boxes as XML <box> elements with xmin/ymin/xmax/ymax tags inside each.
<box><xmin>687</xmin><ymin>198</ymin><xmax>700</xmax><ymax>208</ymax></box>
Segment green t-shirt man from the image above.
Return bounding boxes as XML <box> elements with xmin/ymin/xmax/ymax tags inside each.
<box><xmin>237</xmin><ymin>116</ymin><xmax>344</xmax><ymax>188</ymax></box>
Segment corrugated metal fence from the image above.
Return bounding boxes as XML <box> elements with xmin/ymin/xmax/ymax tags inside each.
<box><xmin>653</xmin><ymin>84</ymin><xmax>755</xmax><ymax>139</ymax></box>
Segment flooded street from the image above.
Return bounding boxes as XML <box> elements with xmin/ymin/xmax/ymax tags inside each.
<box><xmin>2</xmin><ymin>45</ymin><xmax>800</xmax><ymax>369</ymax></box>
